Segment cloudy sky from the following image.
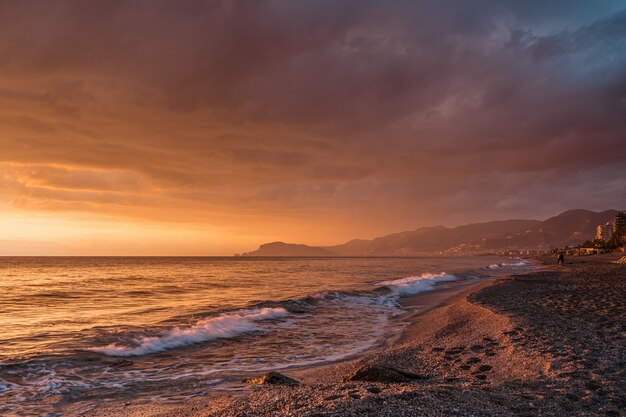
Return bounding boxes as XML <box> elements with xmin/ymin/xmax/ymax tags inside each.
<box><xmin>1</xmin><ymin>0</ymin><xmax>625</xmax><ymax>255</ymax></box>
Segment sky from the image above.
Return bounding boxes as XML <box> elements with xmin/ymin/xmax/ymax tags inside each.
<box><xmin>0</xmin><ymin>0</ymin><xmax>625</xmax><ymax>255</ymax></box>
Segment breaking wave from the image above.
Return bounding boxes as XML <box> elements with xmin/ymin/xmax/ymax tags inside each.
<box><xmin>378</xmin><ymin>272</ymin><xmax>457</xmax><ymax>296</ymax></box>
<box><xmin>90</xmin><ymin>269</ymin><xmax>494</xmax><ymax>358</ymax></box>
<box><xmin>91</xmin><ymin>272</ymin><xmax>460</xmax><ymax>357</ymax></box>
<box><xmin>487</xmin><ymin>260</ymin><xmax>528</xmax><ymax>270</ymax></box>
<box><xmin>90</xmin><ymin>307</ymin><xmax>289</xmax><ymax>357</ymax></box>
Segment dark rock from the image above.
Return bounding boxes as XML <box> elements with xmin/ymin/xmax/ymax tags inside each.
<box><xmin>565</xmin><ymin>392</ymin><xmax>581</xmax><ymax>401</ymax></box>
<box><xmin>343</xmin><ymin>364</ymin><xmax>429</xmax><ymax>383</ymax></box>
<box><xmin>466</xmin><ymin>357</ymin><xmax>481</xmax><ymax>364</ymax></box>
<box><xmin>558</xmin><ymin>371</ymin><xmax>584</xmax><ymax>379</ymax></box>
<box><xmin>366</xmin><ymin>386</ymin><xmax>381</xmax><ymax>394</ymax></box>
<box><xmin>110</xmin><ymin>359</ymin><xmax>133</xmax><ymax>368</ymax></box>
<box><xmin>244</xmin><ymin>372</ymin><xmax>299</xmax><ymax>385</ymax></box>
<box><xmin>585</xmin><ymin>380</ymin><xmax>602</xmax><ymax>390</ymax></box>
<box><xmin>474</xmin><ymin>374</ymin><xmax>488</xmax><ymax>380</ymax></box>
<box><xmin>478</xmin><ymin>365</ymin><xmax>493</xmax><ymax>372</ymax></box>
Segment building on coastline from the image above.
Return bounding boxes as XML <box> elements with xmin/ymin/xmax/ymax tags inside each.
<box><xmin>614</xmin><ymin>211</ymin><xmax>626</xmax><ymax>243</ymax></box>
<box><xmin>596</xmin><ymin>222</ymin><xmax>613</xmax><ymax>241</ymax></box>
<box><xmin>578</xmin><ymin>244</ymin><xmax>607</xmax><ymax>255</ymax></box>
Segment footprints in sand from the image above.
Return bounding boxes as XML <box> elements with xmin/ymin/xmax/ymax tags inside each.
<box><xmin>431</xmin><ymin>338</ymin><xmax>502</xmax><ymax>383</ymax></box>
<box><xmin>469</xmin><ymin>263</ymin><xmax>626</xmax><ymax>414</ymax></box>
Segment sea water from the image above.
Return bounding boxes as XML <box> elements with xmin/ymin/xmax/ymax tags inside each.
<box><xmin>0</xmin><ymin>256</ymin><xmax>535</xmax><ymax>415</ymax></box>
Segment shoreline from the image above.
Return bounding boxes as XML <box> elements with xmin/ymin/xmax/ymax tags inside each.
<box><xmin>69</xmin><ymin>254</ymin><xmax>625</xmax><ymax>416</ymax></box>
<box><xmin>281</xmin><ymin>275</ymin><xmax>501</xmax><ymax>386</ymax></box>
<box><xmin>1</xmin><ymin>256</ymin><xmax>522</xmax><ymax>417</ymax></box>
<box><xmin>65</xmin><ymin>265</ymin><xmax>519</xmax><ymax>415</ymax></box>
<box><xmin>65</xmin><ymin>268</ymin><xmax>518</xmax><ymax>416</ymax></box>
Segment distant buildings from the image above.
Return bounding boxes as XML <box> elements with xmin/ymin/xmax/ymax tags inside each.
<box><xmin>596</xmin><ymin>222</ymin><xmax>613</xmax><ymax>241</ymax></box>
<box><xmin>594</xmin><ymin>211</ymin><xmax>626</xmax><ymax>245</ymax></box>
<box><xmin>615</xmin><ymin>211</ymin><xmax>626</xmax><ymax>243</ymax></box>
<box><xmin>579</xmin><ymin>247</ymin><xmax>606</xmax><ymax>255</ymax></box>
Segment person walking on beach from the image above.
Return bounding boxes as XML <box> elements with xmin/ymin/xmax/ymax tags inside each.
<box><xmin>557</xmin><ymin>252</ymin><xmax>564</xmax><ymax>266</ymax></box>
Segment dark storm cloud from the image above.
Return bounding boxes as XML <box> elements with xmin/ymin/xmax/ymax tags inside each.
<box><xmin>0</xmin><ymin>0</ymin><xmax>624</xmax><ymax>240</ymax></box>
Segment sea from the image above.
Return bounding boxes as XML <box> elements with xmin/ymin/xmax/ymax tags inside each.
<box><xmin>0</xmin><ymin>256</ymin><xmax>536</xmax><ymax>416</ymax></box>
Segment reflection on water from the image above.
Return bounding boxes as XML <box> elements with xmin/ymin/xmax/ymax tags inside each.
<box><xmin>0</xmin><ymin>256</ymin><xmax>534</xmax><ymax>415</ymax></box>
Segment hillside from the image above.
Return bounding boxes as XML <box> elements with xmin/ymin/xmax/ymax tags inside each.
<box><xmin>240</xmin><ymin>242</ymin><xmax>335</xmax><ymax>257</ymax></box>
<box><xmin>240</xmin><ymin>209</ymin><xmax>620</xmax><ymax>256</ymax></box>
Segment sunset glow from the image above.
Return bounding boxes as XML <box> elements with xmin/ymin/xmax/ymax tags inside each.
<box><xmin>1</xmin><ymin>3</ymin><xmax>625</xmax><ymax>417</ymax></box>
<box><xmin>0</xmin><ymin>1</ymin><xmax>625</xmax><ymax>255</ymax></box>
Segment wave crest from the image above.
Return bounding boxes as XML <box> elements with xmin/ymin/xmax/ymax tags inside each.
<box><xmin>487</xmin><ymin>260</ymin><xmax>528</xmax><ymax>270</ymax></box>
<box><xmin>379</xmin><ymin>272</ymin><xmax>457</xmax><ymax>296</ymax></box>
<box><xmin>90</xmin><ymin>307</ymin><xmax>289</xmax><ymax>357</ymax></box>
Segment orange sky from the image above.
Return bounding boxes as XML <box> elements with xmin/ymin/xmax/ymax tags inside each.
<box><xmin>1</xmin><ymin>1</ymin><xmax>625</xmax><ymax>255</ymax></box>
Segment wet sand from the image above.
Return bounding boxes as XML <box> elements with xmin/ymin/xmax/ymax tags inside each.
<box><xmin>69</xmin><ymin>254</ymin><xmax>625</xmax><ymax>416</ymax></box>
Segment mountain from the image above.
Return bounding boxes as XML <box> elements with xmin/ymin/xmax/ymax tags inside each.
<box><xmin>327</xmin><ymin>220</ymin><xmax>542</xmax><ymax>256</ymax></box>
<box><xmin>240</xmin><ymin>242</ymin><xmax>336</xmax><ymax>257</ymax></box>
<box><xmin>488</xmin><ymin>209</ymin><xmax>618</xmax><ymax>250</ymax></box>
<box><xmin>240</xmin><ymin>209</ymin><xmax>620</xmax><ymax>256</ymax></box>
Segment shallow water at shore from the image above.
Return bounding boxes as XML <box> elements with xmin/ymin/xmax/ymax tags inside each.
<box><xmin>0</xmin><ymin>256</ymin><xmax>536</xmax><ymax>416</ymax></box>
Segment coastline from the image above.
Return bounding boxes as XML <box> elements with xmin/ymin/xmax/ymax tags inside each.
<box><xmin>68</xmin><ymin>254</ymin><xmax>625</xmax><ymax>416</ymax></box>
<box><xmin>278</xmin><ymin>275</ymin><xmax>500</xmax><ymax>386</ymax></box>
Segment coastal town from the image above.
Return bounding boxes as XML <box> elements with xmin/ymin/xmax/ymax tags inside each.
<box><xmin>493</xmin><ymin>211</ymin><xmax>626</xmax><ymax>258</ymax></box>
<box><xmin>572</xmin><ymin>211</ymin><xmax>626</xmax><ymax>256</ymax></box>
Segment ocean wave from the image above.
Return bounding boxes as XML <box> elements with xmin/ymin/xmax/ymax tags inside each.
<box><xmin>505</xmin><ymin>261</ymin><xmax>528</xmax><ymax>267</ymax></box>
<box><xmin>88</xmin><ymin>270</ymin><xmax>474</xmax><ymax>357</ymax></box>
<box><xmin>487</xmin><ymin>260</ymin><xmax>528</xmax><ymax>270</ymax></box>
<box><xmin>309</xmin><ymin>291</ymin><xmax>398</xmax><ymax>308</ymax></box>
<box><xmin>378</xmin><ymin>272</ymin><xmax>457</xmax><ymax>296</ymax></box>
<box><xmin>90</xmin><ymin>307</ymin><xmax>289</xmax><ymax>357</ymax></box>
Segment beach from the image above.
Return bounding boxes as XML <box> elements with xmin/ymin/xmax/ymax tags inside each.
<box><xmin>0</xmin><ymin>256</ymin><xmax>518</xmax><ymax>416</ymax></box>
<box><xmin>3</xmin><ymin>1</ymin><xmax>624</xmax><ymax>415</ymax></box>
<box><xmin>69</xmin><ymin>254</ymin><xmax>625</xmax><ymax>416</ymax></box>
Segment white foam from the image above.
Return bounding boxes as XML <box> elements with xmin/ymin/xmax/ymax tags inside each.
<box><xmin>379</xmin><ymin>272</ymin><xmax>457</xmax><ymax>296</ymax></box>
<box><xmin>310</xmin><ymin>291</ymin><xmax>399</xmax><ymax>309</ymax></box>
<box><xmin>90</xmin><ymin>307</ymin><xmax>289</xmax><ymax>357</ymax></box>
<box><xmin>487</xmin><ymin>260</ymin><xmax>528</xmax><ymax>270</ymax></box>
<box><xmin>503</xmin><ymin>261</ymin><xmax>527</xmax><ymax>267</ymax></box>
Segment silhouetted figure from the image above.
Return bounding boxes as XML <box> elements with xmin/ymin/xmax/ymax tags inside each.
<box><xmin>557</xmin><ymin>253</ymin><xmax>564</xmax><ymax>266</ymax></box>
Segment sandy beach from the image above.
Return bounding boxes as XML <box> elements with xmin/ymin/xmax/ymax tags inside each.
<box><xmin>69</xmin><ymin>255</ymin><xmax>625</xmax><ymax>417</ymax></box>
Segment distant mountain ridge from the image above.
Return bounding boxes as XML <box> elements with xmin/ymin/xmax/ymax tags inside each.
<box><xmin>239</xmin><ymin>209</ymin><xmax>620</xmax><ymax>256</ymax></box>
<box><xmin>240</xmin><ymin>242</ymin><xmax>335</xmax><ymax>257</ymax></box>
